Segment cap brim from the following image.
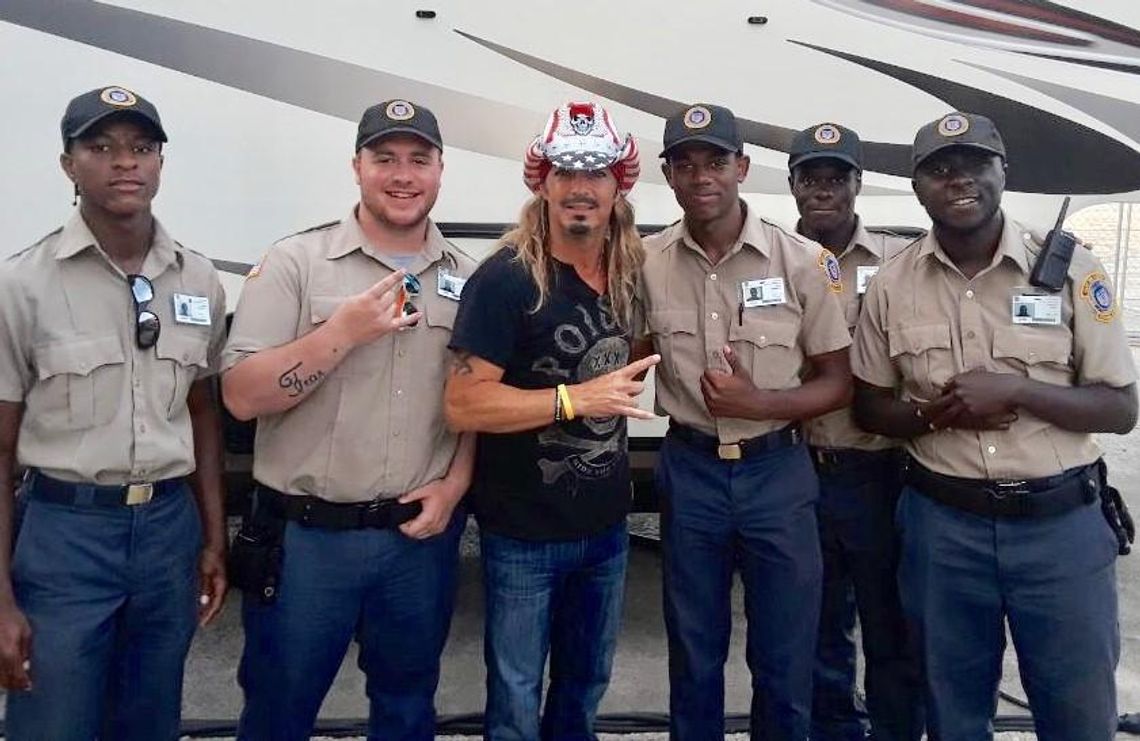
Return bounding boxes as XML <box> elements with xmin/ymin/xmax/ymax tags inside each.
<box><xmin>69</xmin><ymin>109</ymin><xmax>167</xmax><ymax>143</ymax></box>
<box><xmin>660</xmin><ymin>134</ymin><xmax>740</xmax><ymax>159</ymax></box>
<box><xmin>357</xmin><ymin>126</ymin><xmax>442</xmax><ymax>152</ymax></box>
<box><xmin>912</xmin><ymin>142</ymin><xmax>1005</xmax><ymax>172</ymax></box>
<box><xmin>787</xmin><ymin>151</ymin><xmax>861</xmax><ymax>173</ymax></box>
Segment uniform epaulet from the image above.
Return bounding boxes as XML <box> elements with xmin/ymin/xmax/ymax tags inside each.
<box><xmin>4</xmin><ymin>227</ymin><xmax>63</xmax><ymax>263</ymax></box>
<box><xmin>867</xmin><ymin>225</ymin><xmax>925</xmax><ymax>240</ymax></box>
<box><xmin>759</xmin><ymin>217</ymin><xmax>812</xmax><ymax>245</ymax></box>
<box><xmin>275</xmin><ymin>219</ymin><xmax>341</xmax><ymax>244</ymax></box>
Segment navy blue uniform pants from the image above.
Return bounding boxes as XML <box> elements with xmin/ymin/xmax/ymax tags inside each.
<box><xmin>811</xmin><ymin>449</ymin><xmax>923</xmax><ymax>741</ymax></box>
<box><xmin>897</xmin><ymin>486</ymin><xmax>1119</xmax><ymax>741</ymax></box>
<box><xmin>237</xmin><ymin>503</ymin><xmax>464</xmax><ymax>741</ymax></box>
<box><xmin>6</xmin><ymin>481</ymin><xmax>201</xmax><ymax>741</ymax></box>
<box><xmin>657</xmin><ymin>433</ymin><xmax>822</xmax><ymax>741</ymax></box>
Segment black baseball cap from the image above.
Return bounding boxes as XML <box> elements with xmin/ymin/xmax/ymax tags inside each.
<box><xmin>912</xmin><ymin>112</ymin><xmax>1006</xmax><ymax>172</ymax></box>
<box><xmin>660</xmin><ymin>104</ymin><xmax>743</xmax><ymax>159</ymax></box>
<box><xmin>61</xmin><ymin>86</ymin><xmax>167</xmax><ymax>148</ymax></box>
<box><xmin>788</xmin><ymin>123</ymin><xmax>862</xmax><ymax>172</ymax></box>
<box><xmin>355</xmin><ymin>99</ymin><xmax>443</xmax><ymax>152</ymax></box>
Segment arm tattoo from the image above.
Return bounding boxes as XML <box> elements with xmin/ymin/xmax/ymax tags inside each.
<box><xmin>278</xmin><ymin>361</ymin><xmax>326</xmax><ymax>398</ymax></box>
<box><xmin>450</xmin><ymin>351</ymin><xmax>474</xmax><ymax>376</ymax></box>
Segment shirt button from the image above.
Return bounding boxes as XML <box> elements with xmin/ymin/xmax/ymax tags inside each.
<box><xmin>395</xmin><ymin>389</ymin><xmax>403</xmax><ymax>396</ymax></box>
<box><xmin>138</xmin><ymin>424</ymin><xmax>147</xmax><ymax>434</ymax></box>
<box><xmin>987</xmin><ymin>445</ymin><xmax>997</xmax><ymax>455</ymax></box>
<box><xmin>966</xmin><ymin>289</ymin><xmax>975</xmax><ymax>299</ymax></box>
<box><xmin>711</xmin><ymin>312</ymin><xmax>720</xmax><ymax>321</ymax></box>
<box><xmin>393</xmin><ymin>430</ymin><xmax>401</xmax><ymax>438</ymax></box>
<box><xmin>397</xmin><ymin>350</ymin><xmax>406</xmax><ymax>358</ymax></box>
<box><xmin>966</xmin><ymin>330</ymin><xmax>976</xmax><ymax>339</ymax></box>
<box><xmin>709</xmin><ymin>273</ymin><xmax>718</xmax><ymax>281</ymax></box>
<box><xmin>759</xmin><ymin>336</ymin><xmax>767</xmax><ymax>344</ymax></box>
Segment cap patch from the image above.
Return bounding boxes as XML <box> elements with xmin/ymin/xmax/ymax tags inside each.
<box><xmin>100</xmin><ymin>86</ymin><xmax>137</xmax><ymax>108</ymax></box>
<box><xmin>568</xmin><ymin>103</ymin><xmax>595</xmax><ymax>136</ymax></box>
<box><xmin>683</xmin><ymin>106</ymin><xmax>712</xmax><ymax>130</ymax></box>
<box><xmin>385</xmin><ymin>100</ymin><xmax>415</xmax><ymax>121</ymax></box>
<box><xmin>814</xmin><ymin>124</ymin><xmax>841</xmax><ymax>146</ymax></box>
<box><xmin>937</xmin><ymin>114</ymin><xmax>970</xmax><ymax>138</ymax></box>
<box><xmin>818</xmin><ymin>249</ymin><xmax>843</xmax><ymax>293</ymax></box>
<box><xmin>1081</xmin><ymin>271</ymin><xmax>1117</xmax><ymax>322</ymax></box>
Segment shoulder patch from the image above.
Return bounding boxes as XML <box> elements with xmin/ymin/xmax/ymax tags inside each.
<box><xmin>818</xmin><ymin>248</ymin><xmax>843</xmax><ymax>293</ymax></box>
<box><xmin>246</xmin><ymin>253</ymin><xmax>267</xmax><ymax>280</ymax></box>
<box><xmin>1080</xmin><ymin>271</ymin><xmax>1117</xmax><ymax>323</ymax></box>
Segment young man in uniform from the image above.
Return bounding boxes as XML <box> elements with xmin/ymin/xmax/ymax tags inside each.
<box><xmin>853</xmin><ymin>112</ymin><xmax>1138</xmax><ymax>741</ymax></box>
<box><xmin>788</xmin><ymin>123</ymin><xmax>922</xmax><ymax>741</ymax></box>
<box><xmin>444</xmin><ymin>101</ymin><xmax>658</xmax><ymax>740</ymax></box>
<box><xmin>0</xmin><ymin>86</ymin><xmax>228</xmax><ymax>740</ymax></box>
<box><xmin>222</xmin><ymin>99</ymin><xmax>476</xmax><ymax>741</ymax></box>
<box><xmin>636</xmin><ymin>104</ymin><xmax>852</xmax><ymax>740</ymax></box>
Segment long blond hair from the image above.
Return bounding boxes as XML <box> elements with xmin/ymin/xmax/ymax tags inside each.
<box><xmin>498</xmin><ymin>195</ymin><xmax>644</xmax><ymax>329</ymax></box>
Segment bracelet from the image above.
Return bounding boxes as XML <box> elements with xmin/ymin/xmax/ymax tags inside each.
<box><xmin>557</xmin><ymin>384</ymin><xmax>575</xmax><ymax>421</ymax></box>
<box><xmin>554</xmin><ymin>386</ymin><xmax>563</xmax><ymax>422</ymax></box>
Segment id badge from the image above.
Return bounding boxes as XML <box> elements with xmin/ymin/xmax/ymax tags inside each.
<box><xmin>172</xmin><ymin>294</ymin><xmax>211</xmax><ymax>326</ymax></box>
<box><xmin>741</xmin><ymin>278</ymin><xmax>786</xmax><ymax>308</ymax></box>
<box><xmin>1011</xmin><ymin>293</ymin><xmax>1062</xmax><ymax>325</ymax></box>
<box><xmin>437</xmin><ymin>267</ymin><xmax>466</xmax><ymax>301</ymax></box>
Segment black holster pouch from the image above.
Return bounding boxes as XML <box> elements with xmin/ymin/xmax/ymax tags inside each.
<box><xmin>1097</xmin><ymin>459</ymin><xmax>1135</xmax><ymax>556</ymax></box>
<box><xmin>228</xmin><ymin>491</ymin><xmax>287</xmax><ymax>604</ymax></box>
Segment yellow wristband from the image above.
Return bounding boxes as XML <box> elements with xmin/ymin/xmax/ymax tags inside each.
<box><xmin>557</xmin><ymin>384</ymin><xmax>575</xmax><ymax>421</ymax></box>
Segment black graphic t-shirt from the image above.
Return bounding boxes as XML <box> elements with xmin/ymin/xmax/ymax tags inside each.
<box><xmin>449</xmin><ymin>247</ymin><xmax>632</xmax><ymax>541</ymax></box>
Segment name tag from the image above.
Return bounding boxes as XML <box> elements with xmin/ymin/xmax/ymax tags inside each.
<box><xmin>437</xmin><ymin>267</ymin><xmax>466</xmax><ymax>301</ymax></box>
<box><xmin>172</xmin><ymin>294</ymin><xmax>211</xmax><ymax>326</ymax></box>
<box><xmin>1011</xmin><ymin>294</ymin><xmax>1061</xmax><ymax>325</ymax></box>
<box><xmin>856</xmin><ymin>265</ymin><xmax>879</xmax><ymax>295</ymax></box>
<box><xmin>741</xmin><ymin>278</ymin><xmax>785</xmax><ymax>308</ymax></box>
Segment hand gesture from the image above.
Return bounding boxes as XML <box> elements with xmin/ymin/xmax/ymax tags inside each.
<box><xmin>570</xmin><ymin>355</ymin><xmax>661</xmax><ymax>419</ymax></box>
<box><xmin>327</xmin><ymin>270</ymin><xmax>421</xmax><ymax>348</ymax></box>
<box><xmin>923</xmin><ymin>369</ymin><xmax>1021</xmax><ymax>431</ymax></box>
<box><xmin>701</xmin><ymin>345</ymin><xmax>759</xmax><ymax>419</ymax></box>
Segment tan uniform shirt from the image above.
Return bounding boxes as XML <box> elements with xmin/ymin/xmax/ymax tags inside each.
<box><xmin>0</xmin><ymin>212</ymin><xmax>225</xmax><ymax>485</ymax></box>
<box><xmin>805</xmin><ymin>217</ymin><xmax>915</xmax><ymax>451</ymax></box>
<box><xmin>638</xmin><ymin>203</ymin><xmax>851</xmax><ymax>442</ymax></box>
<box><xmin>222</xmin><ymin>210</ymin><xmax>475</xmax><ymax>503</ymax></box>
<box><xmin>852</xmin><ymin>213</ymin><xmax>1137</xmax><ymax>480</ymax></box>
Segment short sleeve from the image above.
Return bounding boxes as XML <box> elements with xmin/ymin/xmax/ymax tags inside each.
<box><xmin>851</xmin><ymin>275</ymin><xmax>898</xmax><ymax>389</ymax></box>
<box><xmin>222</xmin><ymin>245</ymin><xmax>304</xmax><ymax>372</ymax></box>
<box><xmin>0</xmin><ymin>266</ymin><xmax>32</xmax><ymax>401</ymax></box>
<box><xmin>448</xmin><ymin>249</ymin><xmax>529</xmax><ymax>370</ymax></box>
<box><xmin>1070</xmin><ymin>259</ymin><xmax>1137</xmax><ymax>388</ymax></box>
<box><xmin>796</xmin><ymin>247</ymin><xmax>852</xmax><ymax>358</ymax></box>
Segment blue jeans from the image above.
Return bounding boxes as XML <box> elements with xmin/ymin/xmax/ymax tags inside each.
<box><xmin>658</xmin><ymin>433</ymin><xmax>822</xmax><ymax>741</ymax></box>
<box><xmin>812</xmin><ymin>450</ymin><xmax>922</xmax><ymax>741</ymax></box>
<box><xmin>6</xmin><ymin>481</ymin><xmax>201</xmax><ymax>741</ymax></box>
<box><xmin>897</xmin><ymin>486</ymin><xmax>1119</xmax><ymax>741</ymax></box>
<box><xmin>237</xmin><ymin>500</ymin><xmax>465</xmax><ymax>741</ymax></box>
<box><xmin>480</xmin><ymin>521</ymin><xmax>628</xmax><ymax>741</ymax></box>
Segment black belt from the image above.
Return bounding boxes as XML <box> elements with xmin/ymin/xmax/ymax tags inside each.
<box><xmin>811</xmin><ymin>446</ymin><xmax>899</xmax><ymax>472</ymax></box>
<box><xmin>24</xmin><ymin>470</ymin><xmax>184</xmax><ymax>507</ymax></box>
<box><xmin>256</xmin><ymin>485</ymin><xmax>422</xmax><ymax>531</ymax></box>
<box><xmin>903</xmin><ymin>457</ymin><xmax>1100</xmax><ymax>519</ymax></box>
<box><xmin>668</xmin><ymin>423</ymin><xmax>802</xmax><ymax>461</ymax></box>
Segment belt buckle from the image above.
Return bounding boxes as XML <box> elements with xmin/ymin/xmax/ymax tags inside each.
<box><xmin>990</xmin><ymin>480</ymin><xmax>1028</xmax><ymax>500</ymax></box>
<box><xmin>125</xmin><ymin>483</ymin><xmax>154</xmax><ymax>506</ymax></box>
<box><xmin>717</xmin><ymin>443</ymin><xmax>742</xmax><ymax>461</ymax></box>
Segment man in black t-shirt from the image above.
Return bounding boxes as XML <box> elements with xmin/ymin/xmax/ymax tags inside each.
<box><xmin>445</xmin><ymin>101</ymin><xmax>659</xmax><ymax>741</ymax></box>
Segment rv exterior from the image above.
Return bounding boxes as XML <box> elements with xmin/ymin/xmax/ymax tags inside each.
<box><xmin>3</xmin><ymin>0</ymin><xmax>1140</xmax><ymax>478</ymax></box>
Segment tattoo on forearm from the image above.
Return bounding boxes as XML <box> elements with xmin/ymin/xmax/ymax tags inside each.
<box><xmin>451</xmin><ymin>351</ymin><xmax>474</xmax><ymax>376</ymax></box>
<box><xmin>279</xmin><ymin>361</ymin><xmax>326</xmax><ymax>398</ymax></box>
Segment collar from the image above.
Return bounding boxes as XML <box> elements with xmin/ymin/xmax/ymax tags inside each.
<box><xmin>53</xmin><ymin>211</ymin><xmax>181</xmax><ymax>274</ymax></box>
<box><xmin>676</xmin><ymin>200</ymin><xmax>770</xmax><ymax>262</ymax></box>
<box><xmin>796</xmin><ymin>214</ymin><xmax>879</xmax><ymax>261</ymax></box>
<box><xmin>916</xmin><ymin>211</ymin><xmax>1030</xmax><ymax>276</ymax></box>
<box><xmin>328</xmin><ymin>206</ymin><xmax>447</xmax><ymax>274</ymax></box>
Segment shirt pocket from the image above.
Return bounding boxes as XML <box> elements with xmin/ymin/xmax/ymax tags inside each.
<box><xmin>991</xmin><ymin>326</ymin><xmax>1073</xmax><ymax>386</ymax></box>
<box><xmin>155</xmin><ymin>330</ymin><xmax>211</xmax><ymax>418</ymax></box>
<box><xmin>889</xmin><ymin>322</ymin><xmax>954</xmax><ymax>397</ymax></box>
<box><xmin>647</xmin><ymin>309</ymin><xmax>700</xmax><ymax>383</ymax></box>
<box><xmin>729</xmin><ymin>316</ymin><xmax>801</xmax><ymax>388</ymax></box>
<box><xmin>34</xmin><ymin>335</ymin><xmax>125</xmax><ymax>430</ymax></box>
<box><xmin>309</xmin><ymin>295</ymin><xmax>344</xmax><ymax>326</ymax></box>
